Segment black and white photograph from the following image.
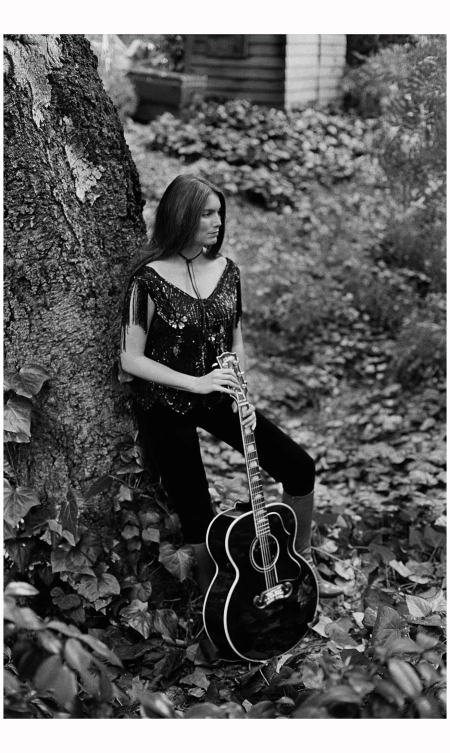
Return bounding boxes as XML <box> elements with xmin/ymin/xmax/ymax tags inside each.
<box><xmin>2</xmin><ymin>3</ymin><xmax>447</xmax><ymax>737</ymax></box>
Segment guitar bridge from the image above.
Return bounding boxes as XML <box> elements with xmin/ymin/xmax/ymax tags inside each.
<box><xmin>254</xmin><ymin>582</ymin><xmax>293</xmax><ymax>609</ymax></box>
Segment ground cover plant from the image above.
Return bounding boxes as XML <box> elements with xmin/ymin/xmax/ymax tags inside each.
<box><xmin>4</xmin><ymin>36</ymin><xmax>446</xmax><ymax>719</ymax></box>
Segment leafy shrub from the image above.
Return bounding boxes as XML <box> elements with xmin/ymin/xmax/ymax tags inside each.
<box><xmin>345</xmin><ymin>34</ymin><xmax>418</xmax><ymax>68</ymax></box>
<box><xmin>141</xmin><ymin>99</ymin><xmax>373</xmax><ymax>211</ymax></box>
<box><xmin>390</xmin><ymin>309</ymin><xmax>446</xmax><ymax>387</ymax></box>
<box><xmin>379</xmin><ymin>210</ymin><xmax>445</xmax><ymax>293</ymax></box>
<box><xmin>87</xmin><ymin>35</ymin><xmax>138</xmax><ymax>122</ymax></box>
<box><xmin>4</xmin><ymin>581</ymin><xmax>124</xmax><ymax>718</ymax></box>
<box><xmin>342</xmin><ymin>35</ymin><xmax>446</xmax><ymax>207</ymax></box>
<box><xmin>125</xmin><ymin>34</ymin><xmax>185</xmax><ymax>72</ymax></box>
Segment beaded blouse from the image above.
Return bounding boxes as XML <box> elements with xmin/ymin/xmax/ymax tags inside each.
<box><xmin>121</xmin><ymin>256</ymin><xmax>242</xmax><ymax>414</ymax></box>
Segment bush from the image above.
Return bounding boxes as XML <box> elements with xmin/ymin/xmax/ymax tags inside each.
<box><xmin>87</xmin><ymin>35</ymin><xmax>138</xmax><ymax>122</ymax></box>
<box><xmin>380</xmin><ymin>209</ymin><xmax>445</xmax><ymax>294</ymax></box>
<box><xmin>141</xmin><ymin>99</ymin><xmax>373</xmax><ymax>211</ymax></box>
<box><xmin>346</xmin><ymin>34</ymin><xmax>418</xmax><ymax>67</ymax></box>
<box><xmin>390</xmin><ymin>294</ymin><xmax>446</xmax><ymax>386</ymax></box>
<box><xmin>4</xmin><ymin>581</ymin><xmax>124</xmax><ymax>718</ymax></box>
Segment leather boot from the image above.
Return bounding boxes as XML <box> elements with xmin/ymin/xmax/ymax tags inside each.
<box><xmin>282</xmin><ymin>490</ymin><xmax>343</xmax><ymax>598</ymax></box>
<box><xmin>191</xmin><ymin>542</ymin><xmax>215</xmax><ymax>597</ymax></box>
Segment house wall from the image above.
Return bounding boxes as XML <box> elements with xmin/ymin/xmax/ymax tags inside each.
<box><xmin>184</xmin><ymin>34</ymin><xmax>286</xmax><ymax>107</ymax></box>
<box><xmin>285</xmin><ymin>34</ymin><xmax>347</xmax><ymax>107</ymax></box>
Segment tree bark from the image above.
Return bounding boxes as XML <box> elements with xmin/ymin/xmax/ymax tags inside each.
<box><xmin>4</xmin><ymin>35</ymin><xmax>147</xmax><ymax>503</ymax></box>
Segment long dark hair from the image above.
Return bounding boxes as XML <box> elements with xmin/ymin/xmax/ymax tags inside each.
<box><xmin>128</xmin><ymin>174</ymin><xmax>226</xmax><ymax>280</ymax></box>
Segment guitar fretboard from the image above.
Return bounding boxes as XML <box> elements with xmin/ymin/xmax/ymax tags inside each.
<box><xmin>239</xmin><ymin>407</ymin><xmax>269</xmax><ymax>537</ymax></box>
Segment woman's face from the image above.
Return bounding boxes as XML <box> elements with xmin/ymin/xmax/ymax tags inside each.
<box><xmin>194</xmin><ymin>193</ymin><xmax>222</xmax><ymax>247</ymax></box>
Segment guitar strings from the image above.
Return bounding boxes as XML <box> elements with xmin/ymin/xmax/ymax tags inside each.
<box><xmin>241</xmin><ymin>412</ymin><xmax>272</xmax><ymax>584</ymax></box>
<box><xmin>242</xmin><ymin>411</ymin><xmax>276</xmax><ymax>588</ymax></box>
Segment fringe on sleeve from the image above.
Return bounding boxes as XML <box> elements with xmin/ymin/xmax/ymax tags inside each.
<box><xmin>120</xmin><ymin>276</ymin><xmax>149</xmax><ymax>351</ymax></box>
<box><xmin>235</xmin><ymin>266</ymin><xmax>242</xmax><ymax>328</ymax></box>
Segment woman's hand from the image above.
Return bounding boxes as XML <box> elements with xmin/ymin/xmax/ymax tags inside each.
<box><xmin>195</xmin><ymin>368</ymin><xmax>240</xmax><ymax>395</ymax></box>
<box><xmin>232</xmin><ymin>401</ymin><xmax>257</xmax><ymax>431</ymax></box>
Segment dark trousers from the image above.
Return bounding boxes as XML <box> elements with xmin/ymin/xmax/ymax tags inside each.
<box><xmin>135</xmin><ymin>398</ymin><xmax>315</xmax><ymax>544</ymax></box>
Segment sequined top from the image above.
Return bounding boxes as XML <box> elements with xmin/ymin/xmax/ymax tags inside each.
<box><xmin>121</xmin><ymin>256</ymin><xmax>242</xmax><ymax>413</ymax></box>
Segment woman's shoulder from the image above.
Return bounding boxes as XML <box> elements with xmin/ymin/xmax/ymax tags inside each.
<box><xmin>220</xmin><ymin>254</ymin><xmax>239</xmax><ymax>269</ymax></box>
<box><xmin>222</xmin><ymin>255</ymin><xmax>240</xmax><ymax>277</ymax></box>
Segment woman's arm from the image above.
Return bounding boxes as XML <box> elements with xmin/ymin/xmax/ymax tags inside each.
<box><xmin>231</xmin><ymin>322</ymin><xmax>256</xmax><ymax>429</ymax></box>
<box><xmin>120</xmin><ymin>293</ymin><xmax>239</xmax><ymax>395</ymax></box>
<box><xmin>231</xmin><ymin>322</ymin><xmax>246</xmax><ymax>373</ymax></box>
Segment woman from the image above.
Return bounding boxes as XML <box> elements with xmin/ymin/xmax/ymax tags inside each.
<box><xmin>120</xmin><ymin>174</ymin><xmax>341</xmax><ymax>598</ymax></box>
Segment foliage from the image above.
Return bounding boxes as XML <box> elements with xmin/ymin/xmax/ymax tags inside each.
<box><xmin>4</xmin><ymin>581</ymin><xmax>124</xmax><ymax>718</ymax></box>
<box><xmin>137</xmin><ymin>99</ymin><xmax>373</xmax><ymax>211</ymax></box>
<box><xmin>151</xmin><ymin>35</ymin><xmax>185</xmax><ymax>72</ymax></box>
<box><xmin>124</xmin><ymin>34</ymin><xmax>185</xmax><ymax>72</ymax></box>
<box><xmin>373</xmin><ymin>36</ymin><xmax>446</xmax><ymax>217</ymax></box>
<box><xmin>346</xmin><ymin>34</ymin><xmax>418</xmax><ymax>68</ymax></box>
<box><xmin>4</xmin><ymin>348</ymin><xmax>446</xmax><ymax>718</ymax></box>
<box><xmin>87</xmin><ymin>35</ymin><xmax>138</xmax><ymax>122</ymax></box>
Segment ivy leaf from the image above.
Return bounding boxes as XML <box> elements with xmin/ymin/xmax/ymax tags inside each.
<box><xmin>389</xmin><ymin>560</ymin><xmax>412</xmax><ymax>578</ymax></box>
<box><xmin>4</xmin><ymin>581</ymin><xmax>39</xmax><ymax>598</ymax></box>
<box><xmin>115</xmin><ymin>484</ymin><xmax>133</xmax><ymax>503</ymax></box>
<box><xmin>4</xmin><ymin>430</ymin><xmax>30</xmax><ymax>443</ymax></box>
<box><xmin>76</xmin><ymin>634</ymin><xmax>123</xmax><ymax>667</ymax></box>
<box><xmin>47</xmin><ymin>518</ymin><xmax>76</xmax><ymax>546</ymax></box>
<box><xmin>122</xmin><ymin>525</ymin><xmax>140</xmax><ymax>540</ymax></box>
<box><xmin>368</xmin><ymin>542</ymin><xmax>396</xmax><ymax>564</ymax></box>
<box><xmin>34</xmin><ymin>655</ymin><xmax>77</xmax><ymax>710</ymax></box>
<box><xmin>158</xmin><ymin>542</ymin><xmax>195</xmax><ymax>581</ymax></box>
<box><xmin>3</xmin><ymin>395</ymin><xmax>32</xmax><ymax>439</ymax></box>
<box><xmin>325</xmin><ymin>623</ymin><xmax>359</xmax><ymax>649</ymax></box>
<box><xmin>180</xmin><ymin>667</ymin><xmax>210</xmax><ymax>690</ymax></box>
<box><xmin>333</xmin><ymin>561</ymin><xmax>355</xmax><ymax>580</ymax></box>
<box><xmin>133</xmin><ymin>690</ymin><xmax>176</xmax><ymax>719</ymax></box>
<box><xmin>84</xmin><ymin>475</ymin><xmax>113</xmax><ymax>501</ymax></box>
<box><xmin>4</xmin><ymin>480</ymin><xmax>40</xmax><ymax>527</ymax></box>
<box><xmin>4</xmin><ymin>363</ymin><xmax>51</xmax><ymax>398</ymax></box>
<box><xmin>142</xmin><ymin>527</ymin><xmax>160</xmax><ymax>543</ymax></box>
<box><xmin>63</xmin><ymin>638</ymin><xmax>99</xmax><ymax>696</ymax></box>
<box><xmin>59</xmin><ymin>488</ymin><xmax>80</xmax><ymax>544</ymax></box>
<box><xmin>311</xmin><ymin>614</ymin><xmax>333</xmax><ymax>637</ymax></box>
<box><xmin>4</xmin><ymin>539</ymin><xmax>34</xmax><ymax>571</ymax></box>
<box><xmin>120</xmin><ymin>600</ymin><xmax>154</xmax><ymax>638</ymax></box>
<box><xmin>405</xmin><ymin>595</ymin><xmax>433</xmax><ymax>619</ymax></box>
<box><xmin>300</xmin><ymin>660</ymin><xmax>325</xmax><ymax>690</ymax></box>
<box><xmin>371</xmin><ymin>606</ymin><xmax>407</xmax><ymax>648</ymax></box>
<box><xmin>50</xmin><ymin>534</ymin><xmax>101</xmax><ymax>576</ymax></box>
<box><xmin>153</xmin><ymin>608</ymin><xmax>178</xmax><ymax>640</ymax></box>
<box><xmin>75</xmin><ymin>573</ymin><xmax>121</xmax><ymax>602</ymax></box>
<box><xmin>57</xmin><ymin>594</ymin><xmax>82</xmax><ymax>611</ymax></box>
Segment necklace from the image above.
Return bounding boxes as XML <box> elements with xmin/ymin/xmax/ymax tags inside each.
<box><xmin>179</xmin><ymin>249</ymin><xmax>203</xmax><ymax>263</ymax></box>
<box><xmin>178</xmin><ymin>250</ymin><xmax>207</xmax><ymax>331</ymax></box>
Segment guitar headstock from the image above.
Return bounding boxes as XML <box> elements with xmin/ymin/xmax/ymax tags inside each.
<box><xmin>216</xmin><ymin>351</ymin><xmax>248</xmax><ymax>405</ymax></box>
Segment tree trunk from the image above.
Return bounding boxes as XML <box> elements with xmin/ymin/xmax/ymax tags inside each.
<box><xmin>4</xmin><ymin>35</ymin><xmax>146</xmax><ymax>504</ymax></box>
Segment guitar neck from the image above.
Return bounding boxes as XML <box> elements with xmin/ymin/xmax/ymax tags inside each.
<box><xmin>237</xmin><ymin>403</ymin><xmax>269</xmax><ymax>537</ymax></box>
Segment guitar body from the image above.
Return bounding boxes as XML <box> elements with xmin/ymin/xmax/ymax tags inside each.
<box><xmin>203</xmin><ymin>502</ymin><xmax>318</xmax><ymax>662</ymax></box>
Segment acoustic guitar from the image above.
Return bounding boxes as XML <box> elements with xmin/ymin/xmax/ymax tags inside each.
<box><xmin>203</xmin><ymin>351</ymin><xmax>318</xmax><ymax>663</ymax></box>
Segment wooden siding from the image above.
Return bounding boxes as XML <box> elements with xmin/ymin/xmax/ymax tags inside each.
<box><xmin>184</xmin><ymin>34</ymin><xmax>346</xmax><ymax>108</ymax></box>
<box><xmin>285</xmin><ymin>34</ymin><xmax>346</xmax><ymax>107</ymax></box>
<box><xmin>184</xmin><ymin>34</ymin><xmax>286</xmax><ymax>105</ymax></box>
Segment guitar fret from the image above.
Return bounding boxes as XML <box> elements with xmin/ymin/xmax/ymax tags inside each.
<box><xmin>231</xmin><ymin>353</ymin><xmax>273</xmax><ymax>553</ymax></box>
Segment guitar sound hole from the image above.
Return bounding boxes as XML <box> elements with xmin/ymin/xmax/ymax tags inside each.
<box><xmin>250</xmin><ymin>535</ymin><xmax>279</xmax><ymax>572</ymax></box>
